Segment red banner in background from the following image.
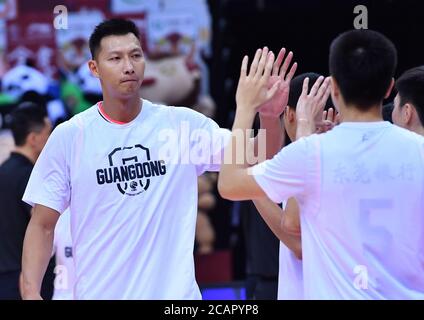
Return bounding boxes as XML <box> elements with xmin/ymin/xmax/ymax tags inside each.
<box><xmin>6</xmin><ymin>13</ymin><xmax>57</xmax><ymax>79</ymax></box>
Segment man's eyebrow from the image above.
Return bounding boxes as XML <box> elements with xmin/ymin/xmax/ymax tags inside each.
<box><xmin>106</xmin><ymin>48</ymin><xmax>142</xmax><ymax>55</ymax></box>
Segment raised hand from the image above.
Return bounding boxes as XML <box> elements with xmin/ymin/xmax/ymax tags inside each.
<box><xmin>295</xmin><ymin>76</ymin><xmax>331</xmax><ymax>139</ymax></box>
<box><xmin>235</xmin><ymin>47</ymin><xmax>281</xmax><ymax>114</ymax></box>
<box><xmin>258</xmin><ymin>48</ymin><xmax>297</xmax><ymax>118</ymax></box>
<box><xmin>296</xmin><ymin>76</ymin><xmax>331</xmax><ymax>122</ymax></box>
<box><xmin>316</xmin><ymin>107</ymin><xmax>339</xmax><ymax>134</ymax></box>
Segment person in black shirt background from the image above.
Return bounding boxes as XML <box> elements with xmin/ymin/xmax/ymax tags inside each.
<box><xmin>0</xmin><ymin>102</ymin><xmax>54</xmax><ymax>300</ymax></box>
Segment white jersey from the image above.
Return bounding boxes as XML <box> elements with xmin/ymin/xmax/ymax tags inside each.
<box><xmin>52</xmin><ymin>209</ymin><xmax>75</xmax><ymax>300</ymax></box>
<box><xmin>277</xmin><ymin>201</ymin><xmax>303</xmax><ymax>300</ymax></box>
<box><xmin>252</xmin><ymin>122</ymin><xmax>424</xmax><ymax>299</ymax></box>
<box><xmin>23</xmin><ymin>99</ymin><xmax>230</xmax><ymax>299</ymax></box>
<box><xmin>278</xmin><ymin>244</ymin><xmax>303</xmax><ymax>300</ymax></box>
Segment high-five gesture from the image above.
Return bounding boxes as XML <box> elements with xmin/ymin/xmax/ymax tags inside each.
<box><xmin>258</xmin><ymin>48</ymin><xmax>297</xmax><ymax>117</ymax></box>
<box><xmin>235</xmin><ymin>47</ymin><xmax>281</xmax><ymax>113</ymax></box>
<box><xmin>316</xmin><ymin>106</ymin><xmax>340</xmax><ymax>134</ymax></box>
<box><xmin>295</xmin><ymin>76</ymin><xmax>332</xmax><ymax>139</ymax></box>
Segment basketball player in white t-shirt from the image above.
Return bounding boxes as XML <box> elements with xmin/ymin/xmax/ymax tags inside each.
<box><xmin>252</xmin><ymin>72</ymin><xmax>336</xmax><ymax>300</ymax></box>
<box><xmin>20</xmin><ymin>19</ymin><xmax>296</xmax><ymax>299</ymax></box>
<box><xmin>219</xmin><ymin>29</ymin><xmax>424</xmax><ymax>299</ymax></box>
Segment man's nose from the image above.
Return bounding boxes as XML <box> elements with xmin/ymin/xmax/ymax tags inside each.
<box><xmin>123</xmin><ymin>57</ymin><xmax>135</xmax><ymax>74</ymax></box>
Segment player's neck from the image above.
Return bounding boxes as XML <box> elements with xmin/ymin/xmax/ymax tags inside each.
<box><xmin>409</xmin><ymin>123</ymin><xmax>424</xmax><ymax>136</ymax></box>
<box><xmin>14</xmin><ymin>146</ymin><xmax>36</xmax><ymax>164</ymax></box>
<box><xmin>101</xmin><ymin>95</ymin><xmax>142</xmax><ymax>123</ymax></box>
<box><xmin>340</xmin><ymin>104</ymin><xmax>383</xmax><ymax>122</ymax></box>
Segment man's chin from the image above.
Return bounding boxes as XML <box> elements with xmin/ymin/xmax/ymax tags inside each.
<box><xmin>116</xmin><ymin>90</ymin><xmax>141</xmax><ymax>100</ymax></box>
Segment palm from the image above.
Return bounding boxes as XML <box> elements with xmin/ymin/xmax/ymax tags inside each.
<box><xmin>257</xmin><ymin>48</ymin><xmax>297</xmax><ymax>118</ymax></box>
<box><xmin>258</xmin><ymin>76</ymin><xmax>289</xmax><ymax>117</ymax></box>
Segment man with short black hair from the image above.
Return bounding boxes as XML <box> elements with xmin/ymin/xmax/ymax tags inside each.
<box><xmin>392</xmin><ymin>66</ymin><xmax>424</xmax><ymax>135</ymax></box>
<box><xmin>0</xmin><ymin>102</ymin><xmax>53</xmax><ymax>299</ymax></box>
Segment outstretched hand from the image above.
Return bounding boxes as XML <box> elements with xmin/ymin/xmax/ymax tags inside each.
<box><xmin>258</xmin><ymin>48</ymin><xmax>297</xmax><ymax>118</ymax></box>
<box><xmin>316</xmin><ymin>107</ymin><xmax>340</xmax><ymax>134</ymax></box>
<box><xmin>296</xmin><ymin>76</ymin><xmax>331</xmax><ymax>124</ymax></box>
<box><xmin>235</xmin><ymin>47</ymin><xmax>281</xmax><ymax>114</ymax></box>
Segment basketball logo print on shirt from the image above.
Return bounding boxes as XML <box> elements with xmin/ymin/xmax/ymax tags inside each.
<box><xmin>96</xmin><ymin>144</ymin><xmax>167</xmax><ymax>196</ymax></box>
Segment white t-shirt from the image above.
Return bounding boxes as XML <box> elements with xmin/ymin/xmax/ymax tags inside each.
<box><xmin>52</xmin><ymin>209</ymin><xmax>75</xmax><ymax>300</ymax></box>
<box><xmin>252</xmin><ymin>122</ymin><xmax>424</xmax><ymax>299</ymax></box>
<box><xmin>278</xmin><ymin>200</ymin><xmax>303</xmax><ymax>300</ymax></box>
<box><xmin>23</xmin><ymin>99</ymin><xmax>231</xmax><ymax>299</ymax></box>
<box><xmin>278</xmin><ymin>243</ymin><xmax>303</xmax><ymax>300</ymax></box>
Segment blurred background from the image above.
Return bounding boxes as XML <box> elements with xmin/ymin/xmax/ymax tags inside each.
<box><xmin>0</xmin><ymin>0</ymin><xmax>423</xmax><ymax>299</ymax></box>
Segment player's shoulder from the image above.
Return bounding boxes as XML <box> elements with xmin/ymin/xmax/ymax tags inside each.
<box><xmin>390</xmin><ymin>124</ymin><xmax>424</xmax><ymax>144</ymax></box>
<box><xmin>146</xmin><ymin>99</ymin><xmax>213</xmax><ymax>126</ymax></box>
<box><xmin>390</xmin><ymin>125</ymin><xmax>424</xmax><ymax>153</ymax></box>
<box><xmin>48</xmin><ymin>106</ymin><xmax>97</xmax><ymax>146</ymax></box>
<box><xmin>55</xmin><ymin>105</ymin><xmax>98</xmax><ymax>134</ymax></box>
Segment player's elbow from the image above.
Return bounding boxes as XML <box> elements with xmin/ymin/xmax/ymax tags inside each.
<box><xmin>218</xmin><ymin>176</ymin><xmax>233</xmax><ymax>199</ymax></box>
<box><xmin>281</xmin><ymin>215</ymin><xmax>301</xmax><ymax>237</ymax></box>
<box><xmin>293</xmin><ymin>243</ymin><xmax>302</xmax><ymax>260</ymax></box>
<box><xmin>218</xmin><ymin>175</ymin><xmax>239</xmax><ymax>201</ymax></box>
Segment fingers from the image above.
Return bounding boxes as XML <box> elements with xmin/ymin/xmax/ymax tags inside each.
<box><xmin>280</xmin><ymin>51</ymin><xmax>293</xmax><ymax>79</ymax></box>
<box><xmin>318</xmin><ymin>80</ymin><xmax>332</xmax><ymax>112</ymax></box>
<box><xmin>263</xmin><ymin>51</ymin><xmax>275</xmax><ymax>84</ymax></box>
<box><xmin>240</xmin><ymin>55</ymin><xmax>248</xmax><ymax>78</ymax></box>
<box><xmin>316</xmin><ymin>120</ymin><xmax>334</xmax><ymax>134</ymax></box>
<box><xmin>301</xmin><ymin>77</ymin><xmax>310</xmax><ymax>97</ymax></box>
<box><xmin>308</xmin><ymin>76</ymin><xmax>324</xmax><ymax>97</ymax></box>
<box><xmin>272</xmin><ymin>48</ymin><xmax>286</xmax><ymax>76</ymax></box>
<box><xmin>322</xmin><ymin>110</ymin><xmax>327</xmax><ymax>122</ymax></box>
<box><xmin>248</xmin><ymin>48</ymin><xmax>262</xmax><ymax>77</ymax></box>
<box><xmin>315</xmin><ymin>77</ymin><xmax>330</xmax><ymax>103</ymax></box>
<box><xmin>327</xmin><ymin>107</ymin><xmax>334</xmax><ymax>122</ymax></box>
<box><xmin>286</xmin><ymin>62</ymin><xmax>298</xmax><ymax>82</ymax></box>
<box><xmin>254</xmin><ymin>47</ymin><xmax>270</xmax><ymax>79</ymax></box>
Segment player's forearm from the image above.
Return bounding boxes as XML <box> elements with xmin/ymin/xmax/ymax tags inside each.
<box><xmin>21</xmin><ymin>218</ymin><xmax>55</xmax><ymax>299</ymax></box>
<box><xmin>256</xmin><ymin>114</ymin><xmax>284</xmax><ymax>161</ymax></box>
<box><xmin>220</xmin><ymin>109</ymin><xmax>256</xmax><ymax>190</ymax></box>
<box><xmin>281</xmin><ymin>198</ymin><xmax>301</xmax><ymax>236</ymax></box>
<box><xmin>252</xmin><ymin>197</ymin><xmax>302</xmax><ymax>259</ymax></box>
<box><xmin>218</xmin><ymin>112</ymin><xmax>255</xmax><ymax>200</ymax></box>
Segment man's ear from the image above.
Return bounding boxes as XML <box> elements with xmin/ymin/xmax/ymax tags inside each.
<box><xmin>88</xmin><ymin>60</ymin><xmax>99</xmax><ymax>78</ymax></box>
<box><xmin>330</xmin><ymin>76</ymin><xmax>339</xmax><ymax>97</ymax></box>
<box><xmin>384</xmin><ymin>78</ymin><xmax>395</xmax><ymax>99</ymax></box>
<box><xmin>403</xmin><ymin>103</ymin><xmax>414</xmax><ymax>125</ymax></box>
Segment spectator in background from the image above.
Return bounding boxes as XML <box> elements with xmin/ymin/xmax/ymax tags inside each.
<box><xmin>0</xmin><ymin>102</ymin><xmax>55</xmax><ymax>300</ymax></box>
